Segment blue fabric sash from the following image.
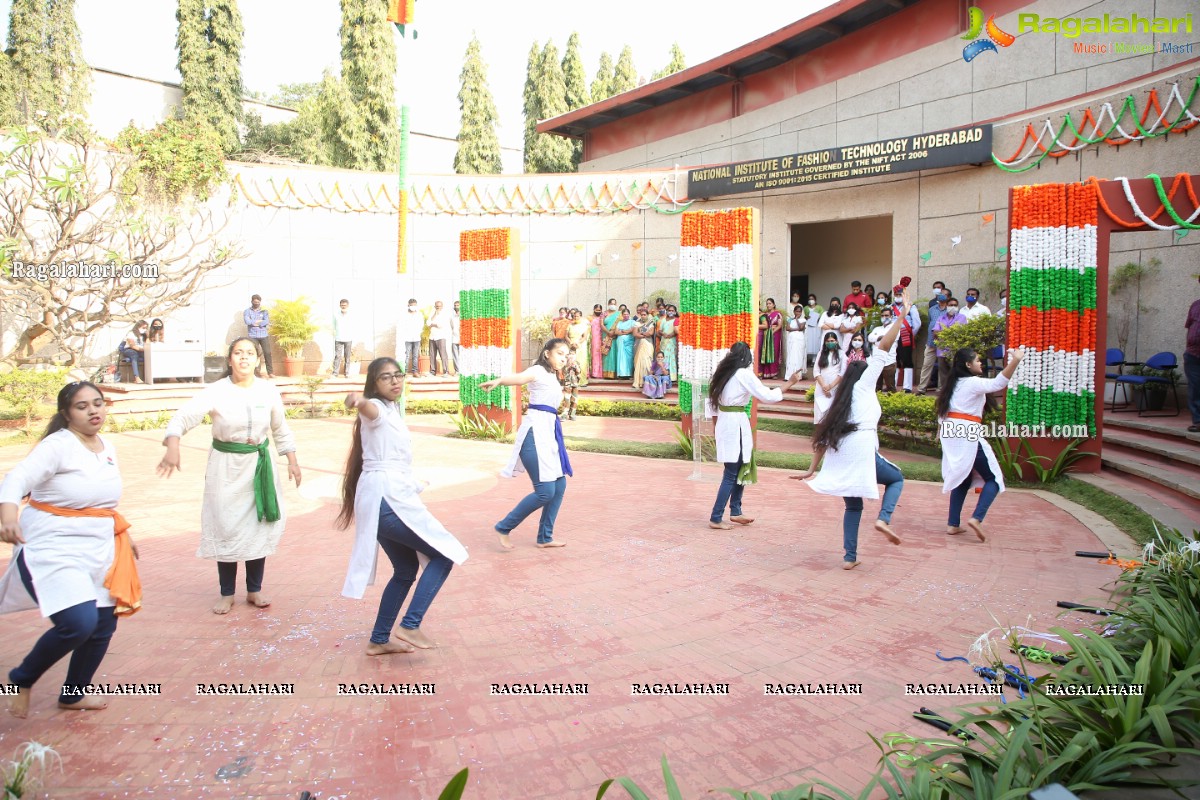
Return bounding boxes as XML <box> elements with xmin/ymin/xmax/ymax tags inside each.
<box><xmin>528</xmin><ymin>404</ymin><xmax>573</xmax><ymax>477</ymax></box>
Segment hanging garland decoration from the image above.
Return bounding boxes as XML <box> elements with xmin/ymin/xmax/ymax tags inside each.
<box><xmin>1006</xmin><ymin>182</ymin><xmax>1098</xmax><ymax>436</ymax></box>
<box><xmin>458</xmin><ymin>228</ymin><xmax>515</xmax><ymax>410</ymax></box>
<box><xmin>993</xmin><ymin>77</ymin><xmax>1200</xmax><ymax>173</ymax></box>
<box><xmin>1087</xmin><ymin>173</ymin><xmax>1200</xmax><ymax>230</ymax></box>
<box><xmin>677</xmin><ymin>207</ymin><xmax>757</xmax><ymax>414</ymax></box>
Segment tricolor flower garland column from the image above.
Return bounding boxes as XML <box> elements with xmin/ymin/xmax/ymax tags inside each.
<box><xmin>678</xmin><ymin>207</ymin><xmax>758</xmax><ymax>413</ymax></box>
<box><xmin>459</xmin><ymin>228</ymin><xmax>518</xmax><ymax>412</ymax></box>
<box><xmin>1006</xmin><ymin>182</ymin><xmax>1098</xmax><ymax>435</ymax></box>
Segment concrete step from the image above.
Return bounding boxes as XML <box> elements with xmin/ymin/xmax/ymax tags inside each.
<box><xmin>1073</xmin><ymin>471</ymin><xmax>1199</xmax><ymax>535</ymax></box>
<box><xmin>1103</xmin><ymin>430</ymin><xmax>1200</xmax><ymax>468</ymax></box>
<box><xmin>1099</xmin><ymin>449</ymin><xmax>1200</xmax><ymax>502</ymax></box>
<box><xmin>1104</xmin><ymin>413</ymin><xmax>1200</xmax><ymax>444</ymax></box>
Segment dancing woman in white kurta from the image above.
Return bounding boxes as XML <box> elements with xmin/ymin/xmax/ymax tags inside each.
<box><xmin>482</xmin><ymin>338</ymin><xmax>572</xmax><ymax>550</ymax></box>
<box><xmin>1</xmin><ymin>381</ymin><xmax>140</xmax><ymax>717</ymax></box>
<box><xmin>338</xmin><ymin>358</ymin><xmax>468</xmax><ymax>654</ymax></box>
<box><xmin>707</xmin><ymin>342</ymin><xmax>800</xmax><ymax>530</ymax></box>
<box><xmin>935</xmin><ymin>346</ymin><xmax>1025</xmax><ymax>542</ymax></box>
<box><xmin>158</xmin><ymin>338</ymin><xmax>301</xmax><ymax>614</ymax></box>
<box><xmin>798</xmin><ymin>291</ymin><xmax>912</xmax><ymax>569</ymax></box>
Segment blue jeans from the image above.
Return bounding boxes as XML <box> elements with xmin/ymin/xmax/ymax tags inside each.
<box><xmin>8</xmin><ymin>551</ymin><xmax>118</xmax><ymax>704</ymax></box>
<box><xmin>710</xmin><ymin>458</ymin><xmax>745</xmax><ymax>523</ymax></box>
<box><xmin>120</xmin><ymin>346</ymin><xmax>144</xmax><ymax>380</ymax></box>
<box><xmin>371</xmin><ymin>500</ymin><xmax>454</xmax><ymax>643</ymax></box>
<box><xmin>1185</xmin><ymin>352</ymin><xmax>1200</xmax><ymax>424</ymax></box>
<box><xmin>948</xmin><ymin>442</ymin><xmax>1000</xmax><ymax>527</ymax></box>
<box><xmin>842</xmin><ymin>453</ymin><xmax>905</xmax><ymax>562</ymax></box>
<box><xmin>496</xmin><ymin>432</ymin><xmax>567</xmax><ymax>544</ymax></box>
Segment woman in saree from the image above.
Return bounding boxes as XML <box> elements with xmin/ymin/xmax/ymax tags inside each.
<box><xmin>566</xmin><ymin>309</ymin><xmax>591</xmax><ymax>387</ymax></box>
<box><xmin>631</xmin><ymin>311</ymin><xmax>657</xmax><ymax>389</ymax></box>
<box><xmin>757</xmin><ymin>299</ymin><xmax>784</xmax><ymax>379</ymax></box>
<box><xmin>589</xmin><ymin>304</ymin><xmax>605</xmax><ymax>380</ymax></box>
<box><xmin>659</xmin><ymin>305</ymin><xmax>679</xmax><ymax>381</ymax></box>
<box><xmin>601</xmin><ymin>301</ymin><xmax>621</xmax><ymax>379</ymax></box>
<box><xmin>612</xmin><ymin>309</ymin><xmax>637</xmax><ymax>379</ymax></box>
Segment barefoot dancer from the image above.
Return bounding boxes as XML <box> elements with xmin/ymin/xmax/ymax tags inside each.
<box><xmin>481</xmin><ymin>338</ymin><xmax>572</xmax><ymax>550</ymax></box>
<box><xmin>796</xmin><ymin>289</ymin><xmax>911</xmax><ymax>569</ymax></box>
<box><xmin>158</xmin><ymin>338</ymin><xmax>301</xmax><ymax>614</ymax></box>
<box><xmin>339</xmin><ymin>359</ymin><xmax>468</xmax><ymax>655</ymax></box>
<box><xmin>0</xmin><ymin>382</ymin><xmax>141</xmax><ymax>718</ymax></box>
<box><xmin>936</xmin><ymin>346</ymin><xmax>1025</xmax><ymax>541</ymax></box>
<box><xmin>708</xmin><ymin>342</ymin><xmax>800</xmax><ymax>530</ymax></box>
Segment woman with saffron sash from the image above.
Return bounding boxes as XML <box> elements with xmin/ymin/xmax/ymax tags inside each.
<box><xmin>936</xmin><ymin>346</ymin><xmax>1025</xmax><ymax>542</ymax></box>
<box><xmin>482</xmin><ymin>338</ymin><xmax>573</xmax><ymax>549</ymax></box>
<box><xmin>338</xmin><ymin>358</ymin><xmax>468</xmax><ymax>654</ymax></box>
<box><xmin>1</xmin><ymin>381</ymin><xmax>141</xmax><ymax>718</ymax></box>
<box><xmin>757</xmin><ymin>299</ymin><xmax>784</xmax><ymax>379</ymax></box>
<box><xmin>707</xmin><ymin>342</ymin><xmax>799</xmax><ymax>530</ymax></box>
<box><xmin>158</xmin><ymin>338</ymin><xmax>301</xmax><ymax>615</ymax></box>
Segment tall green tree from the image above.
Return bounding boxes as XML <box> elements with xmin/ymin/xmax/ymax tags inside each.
<box><xmin>652</xmin><ymin>42</ymin><xmax>686</xmax><ymax>80</ymax></box>
<box><xmin>590</xmin><ymin>51</ymin><xmax>614</xmax><ymax>103</ymax></box>
<box><xmin>525</xmin><ymin>40</ymin><xmax>573</xmax><ymax>173</ymax></box>
<box><xmin>612</xmin><ymin>45</ymin><xmax>637</xmax><ymax>95</ymax></box>
<box><xmin>453</xmin><ymin>35</ymin><xmax>501</xmax><ymax>175</ymax></box>
<box><xmin>339</xmin><ymin>0</ymin><xmax>397</xmax><ymax>172</ymax></box>
<box><xmin>176</xmin><ymin>0</ymin><xmax>243</xmax><ymax>153</ymax></box>
<box><xmin>561</xmin><ymin>32</ymin><xmax>589</xmax><ymax>168</ymax></box>
<box><xmin>4</xmin><ymin>0</ymin><xmax>90</xmax><ymax>127</ymax></box>
<box><xmin>522</xmin><ymin>40</ymin><xmax>540</xmax><ymax>173</ymax></box>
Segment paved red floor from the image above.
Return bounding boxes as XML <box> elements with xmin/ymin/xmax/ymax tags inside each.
<box><xmin>0</xmin><ymin>418</ymin><xmax>1124</xmax><ymax>799</ymax></box>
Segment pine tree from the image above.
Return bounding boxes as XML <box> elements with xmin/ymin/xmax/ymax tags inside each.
<box><xmin>652</xmin><ymin>42</ymin><xmax>686</xmax><ymax>80</ymax></box>
<box><xmin>561</xmin><ymin>32</ymin><xmax>589</xmax><ymax>168</ymax></box>
<box><xmin>339</xmin><ymin>0</ymin><xmax>397</xmax><ymax>172</ymax></box>
<box><xmin>525</xmin><ymin>40</ymin><xmax>573</xmax><ymax>173</ymax></box>
<box><xmin>0</xmin><ymin>53</ymin><xmax>16</xmax><ymax>127</ymax></box>
<box><xmin>522</xmin><ymin>40</ymin><xmax>540</xmax><ymax>173</ymax></box>
<box><xmin>176</xmin><ymin>0</ymin><xmax>243</xmax><ymax>153</ymax></box>
<box><xmin>6</xmin><ymin>0</ymin><xmax>90</xmax><ymax>126</ymax></box>
<box><xmin>611</xmin><ymin>45</ymin><xmax>637</xmax><ymax>95</ymax></box>
<box><xmin>590</xmin><ymin>51</ymin><xmax>614</xmax><ymax>103</ymax></box>
<box><xmin>453</xmin><ymin>35</ymin><xmax>502</xmax><ymax>175</ymax></box>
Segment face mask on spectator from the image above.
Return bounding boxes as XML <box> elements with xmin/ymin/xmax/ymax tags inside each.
<box><xmin>947</xmin><ymin>305</ymin><xmax>959</xmax><ymax>314</ymax></box>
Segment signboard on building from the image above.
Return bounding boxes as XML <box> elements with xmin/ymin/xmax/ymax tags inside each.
<box><xmin>686</xmin><ymin>124</ymin><xmax>993</xmax><ymax>198</ymax></box>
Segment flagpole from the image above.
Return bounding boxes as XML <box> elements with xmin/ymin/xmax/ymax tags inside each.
<box><xmin>390</xmin><ymin>0</ymin><xmax>415</xmax><ymax>274</ymax></box>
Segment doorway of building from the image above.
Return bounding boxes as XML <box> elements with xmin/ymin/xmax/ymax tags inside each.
<box><xmin>789</xmin><ymin>216</ymin><xmax>893</xmax><ymax>308</ymax></box>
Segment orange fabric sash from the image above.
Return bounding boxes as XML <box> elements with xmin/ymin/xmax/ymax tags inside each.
<box><xmin>946</xmin><ymin>411</ymin><xmax>983</xmax><ymax>423</ymax></box>
<box><xmin>27</xmin><ymin>498</ymin><xmax>141</xmax><ymax>617</ymax></box>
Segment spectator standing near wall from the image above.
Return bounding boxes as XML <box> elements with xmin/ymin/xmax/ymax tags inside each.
<box><xmin>332</xmin><ymin>299</ymin><xmax>355</xmax><ymax>378</ymax></box>
<box><xmin>244</xmin><ymin>294</ymin><xmax>274</xmax><ymax>379</ymax></box>
<box><xmin>400</xmin><ymin>299</ymin><xmax>424</xmax><ymax>377</ymax></box>
<box><xmin>428</xmin><ymin>301</ymin><xmax>452</xmax><ymax>377</ymax></box>
<box><xmin>450</xmin><ymin>300</ymin><xmax>461</xmax><ymax>376</ymax></box>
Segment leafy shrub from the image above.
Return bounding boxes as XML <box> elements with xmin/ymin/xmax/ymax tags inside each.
<box><xmin>0</xmin><ymin>368</ymin><xmax>69</xmax><ymax>428</ymax></box>
<box><xmin>576</xmin><ymin>398</ymin><xmax>681</xmax><ymax>420</ymax></box>
<box><xmin>933</xmin><ymin>313</ymin><xmax>1005</xmax><ymax>358</ymax></box>
<box><xmin>113</xmin><ymin>118</ymin><xmax>227</xmax><ymax>203</ymax></box>
<box><xmin>404</xmin><ymin>399</ymin><xmax>461</xmax><ymax>416</ymax></box>
<box><xmin>446</xmin><ymin>408</ymin><xmax>511</xmax><ymax>442</ymax></box>
<box><xmin>671</xmin><ymin>423</ymin><xmax>715</xmax><ymax>460</ymax></box>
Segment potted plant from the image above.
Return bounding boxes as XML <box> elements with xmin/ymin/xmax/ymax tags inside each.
<box><xmin>269</xmin><ymin>297</ymin><xmax>319</xmax><ymax>377</ymax></box>
<box><xmin>418</xmin><ymin>309</ymin><xmax>432</xmax><ymax>376</ymax></box>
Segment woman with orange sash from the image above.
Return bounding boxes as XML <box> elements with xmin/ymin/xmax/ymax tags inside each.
<box><xmin>0</xmin><ymin>381</ymin><xmax>141</xmax><ymax>718</ymax></box>
<box><xmin>935</xmin><ymin>346</ymin><xmax>1025</xmax><ymax>541</ymax></box>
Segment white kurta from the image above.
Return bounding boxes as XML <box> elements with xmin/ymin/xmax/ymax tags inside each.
<box><xmin>809</xmin><ymin>347</ymin><xmax>897</xmax><ymax>499</ymax></box>
<box><xmin>940</xmin><ymin>374</ymin><xmax>1009</xmax><ymax>495</ymax></box>
<box><xmin>0</xmin><ymin>431</ymin><xmax>120</xmax><ymax>617</ymax></box>
<box><xmin>813</xmin><ymin>355</ymin><xmax>847</xmax><ymax>424</ymax></box>
<box><xmin>838</xmin><ymin>313</ymin><xmax>863</xmax><ymax>351</ymax></box>
<box><xmin>502</xmin><ymin>367</ymin><xmax>565</xmax><ymax>481</ymax></box>
<box><xmin>709</xmin><ymin>368</ymin><xmax>782</xmax><ymax>463</ymax></box>
<box><xmin>164</xmin><ymin>378</ymin><xmax>296</xmax><ymax>561</ymax></box>
<box><xmin>342</xmin><ymin>399</ymin><xmax>468</xmax><ymax>599</ymax></box>
<box><xmin>805</xmin><ymin>307</ymin><xmax>823</xmax><ymax>354</ymax></box>
<box><xmin>784</xmin><ymin>317</ymin><xmax>807</xmax><ymax>379</ymax></box>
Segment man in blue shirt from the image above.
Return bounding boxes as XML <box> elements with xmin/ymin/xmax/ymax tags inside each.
<box><xmin>916</xmin><ymin>283</ymin><xmax>948</xmax><ymax>394</ymax></box>
<box><xmin>244</xmin><ymin>294</ymin><xmax>274</xmax><ymax>378</ymax></box>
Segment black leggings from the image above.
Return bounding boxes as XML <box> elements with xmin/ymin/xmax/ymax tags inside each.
<box><xmin>217</xmin><ymin>558</ymin><xmax>266</xmax><ymax>596</ymax></box>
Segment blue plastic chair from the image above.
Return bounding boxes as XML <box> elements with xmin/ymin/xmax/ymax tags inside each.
<box><xmin>1112</xmin><ymin>352</ymin><xmax>1180</xmax><ymax>417</ymax></box>
<box><xmin>1104</xmin><ymin>348</ymin><xmax>1126</xmax><ymax>411</ymax></box>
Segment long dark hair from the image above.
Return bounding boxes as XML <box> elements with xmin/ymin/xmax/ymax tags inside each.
<box><xmin>817</xmin><ymin>331</ymin><xmax>842</xmax><ymax>370</ymax></box>
<box><xmin>43</xmin><ymin>381</ymin><xmax>104</xmax><ymax>440</ymax></box>
<box><xmin>148</xmin><ymin>318</ymin><xmax>165</xmax><ymax>343</ymax></box>
<box><xmin>337</xmin><ymin>357</ymin><xmax>402</xmax><ymax>530</ymax></box>
<box><xmin>708</xmin><ymin>342</ymin><xmax>753</xmax><ymax>408</ymax></box>
<box><xmin>935</xmin><ymin>348</ymin><xmax>998</xmax><ymax>420</ymax></box>
<box><xmin>220</xmin><ymin>337</ymin><xmax>259</xmax><ymax>379</ymax></box>
<box><xmin>812</xmin><ymin>360</ymin><xmax>868</xmax><ymax>451</ymax></box>
<box><xmin>535</xmin><ymin>338</ymin><xmax>570</xmax><ymax>371</ymax></box>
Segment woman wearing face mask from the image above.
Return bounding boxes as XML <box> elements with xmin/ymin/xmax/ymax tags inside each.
<box><xmin>784</xmin><ymin>304</ymin><xmax>807</xmax><ymax>380</ymax></box>
<box><xmin>148</xmin><ymin>319</ymin><xmax>165</xmax><ymax>343</ymax></box>
<box><xmin>839</xmin><ymin>304</ymin><xmax>864</xmax><ymax>351</ymax></box>
<box><xmin>566</xmin><ymin>309</ymin><xmax>590</xmax><ymax>387</ymax></box>
<box><xmin>818</xmin><ymin>298</ymin><xmax>844</xmax><ymax>353</ymax></box>
<box><xmin>339</xmin><ymin>359</ymin><xmax>468</xmax><ymax>654</ymax></box>
<box><xmin>813</xmin><ymin>331</ymin><xmax>845</xmax><ymax>424</ymax></box>
<box><xmin>658</xmin><ymin>306</ymin><xmax>679</xmax><ymax>382</ymax></box>
<box><xmin>611</xmin><ymin>308</ymin><xmax>637</xmax><ymax>380</ymax></box>
<box><xmin>589</xmin><ymin>305</ymin><xmax>605</xmax><ymax>380</ymax></box>
<box><xmin>0</xmin><ymin>381</ymin><xmax>141</xmax><ymax>718</ymax></box>
<box><xmin>846</xmin><ymin>334</ymin><xmax>867</xmax><ymax>364</ymax></box>
<box><xmin>936</xmin><ymin>346</ymin><xmax>1025</xmax><ymax>541</ymax></box>
<box><xmin>875</xmin><ymin>293</ymin><xmax>890</xmax><ymax>309</ymax></box>
<box><xmin>631</xmin><ymin>309</ymin><xmax>657</xmax><ymax>389</ymax></box>
<box><xmin>796</xmin><ymin>289</ymin><xmax>912</xmax><ymax>570</ymax></box>
<box><xmin>805</xmin><ymin>296</ymin><xmax>824</xmax><ymax>367</ymax></box>
<box><xmin>707</xmin><ymin>342</ymin><xmax>800</xmax><ymax>529</ymax></box>
<box><xmin>601</xmin><ymin>301</ymin><xmax>621</xmax><ymax>379</ymax></box>
<box><xmin>481</xmin><ymin>339</ymin><xmax>574</xmax><ymax>549</ymax></box>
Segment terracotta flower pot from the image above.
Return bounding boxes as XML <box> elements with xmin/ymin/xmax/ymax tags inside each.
<box><xmin>418</xmin><ymin>355</ymin><xmax>430</xmax><ymax>375</ymax></box>
<box><xmin>283</xmin><ymin>356</ymin><xmax>305</xmax><ymax>377</ymax></box>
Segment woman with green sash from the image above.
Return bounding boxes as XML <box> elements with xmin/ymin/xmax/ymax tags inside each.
<box><xmin>706</xmin><ymin>342</ymin><xmax>799</xmax><ymax>529</ymax></box>
<box><xmin>159</xmin><ymin>338</ymin><xmax>301</xmax><ymax>614</ymax></box>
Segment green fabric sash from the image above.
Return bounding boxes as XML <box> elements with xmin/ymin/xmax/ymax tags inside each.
<box><xmin>212</xmin><ymin>438</ymin><xmax>280</xmax><ymax>522</ymax></box>
<box><xmin>718</xmin><ymin>405</ymin><xmax>758</xmax><ymax>485</ymax></box>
